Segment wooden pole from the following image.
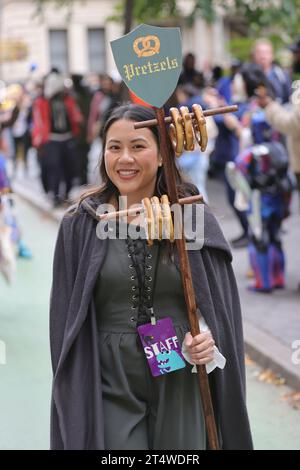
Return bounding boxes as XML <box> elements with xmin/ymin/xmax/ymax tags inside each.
<box><xmin>134</xmin><ymin>105</ymin><xmax>238</xmax><ymax>130</ymax></box>
<box><xmin>98</xmin><ymin>194</ymin><xmax>203</xmax><ymax>221</ymax></box>
<box><xmin>155</xmin><ymin>107</ymin><xmax>220</xmax><ymax>450</ymax></box>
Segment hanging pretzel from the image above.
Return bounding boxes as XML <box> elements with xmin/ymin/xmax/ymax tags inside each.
<box><xmin>192</xmin><ymin>103</ymin><xmax>208</xmax><ymax>152</ymax></box>
<box><xmin>161</xmin><ymin>194</ymin><xmax>175</xmax><ymax>243</ymax></box>
<box><xmin>142</xmin><ymin>197</ymin><xmax>155</xmax><ymax>245</ymax></box>
<box><xmin>142</xmin><ymin>195</ymin><xmax>175</xmax><ymax>244</ymax></box>
<box><xmin>151</xmin><ymin>196</ymin><xmax>163</xmax><ymax>241</ymax></box>
<box><xmin>180</xmin><ymin>106</ymin><xmax>195</xmax><ymax>151</ymax></box>
<box><xmin>169</xmin><ymin>107</ymin><xmax>185</xmax><ymax>157</ymax></box>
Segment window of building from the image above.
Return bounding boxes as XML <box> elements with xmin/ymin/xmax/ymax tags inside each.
<box><xmin>49</xmin><ymin>29</ymin><xmax>69</xmax><ymax>73</ymax></box>
<box><xmin>88</xmin><ymin>28</ymin><xmax>106</xmax><ymax>73</ymax></box>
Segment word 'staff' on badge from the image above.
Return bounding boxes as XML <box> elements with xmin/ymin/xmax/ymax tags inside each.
<box><xmin>111</xmin><ymin>24</ymin><xmax>182</xmax><ymax>108</ymax></box>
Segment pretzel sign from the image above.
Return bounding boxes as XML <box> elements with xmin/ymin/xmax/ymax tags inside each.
<box><xmin>111</xmin><ymin>24</ymin><xmax>182</xmax><ymax>108</ymax></box>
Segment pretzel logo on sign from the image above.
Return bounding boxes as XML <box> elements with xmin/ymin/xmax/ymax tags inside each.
<box><xmin>133</xmin><ymin>35</ymin><xmax>160</xmax><ymax>58</ymax></box>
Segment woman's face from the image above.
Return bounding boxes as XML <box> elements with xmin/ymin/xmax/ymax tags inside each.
<box><xmin>104</xmin><ymin>118</ymin><xmax>161</xmax><ymax>203</ymax></box>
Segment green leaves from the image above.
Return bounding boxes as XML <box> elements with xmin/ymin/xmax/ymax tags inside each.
<box><xmin>34</xmin><ymin>0</ymin><xmax>300</xmax><ymax>39</ymax></box>
<box><xmin>189</xmin><ymin>0</ymin><xmax>216</xmax><ymax>24</ymax></box>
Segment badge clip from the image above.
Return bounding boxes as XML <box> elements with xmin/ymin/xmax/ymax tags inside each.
<box><xmin>149</xmin><ymin>307</ymin><xmax>156</xmax><ymax>325</ymax></box>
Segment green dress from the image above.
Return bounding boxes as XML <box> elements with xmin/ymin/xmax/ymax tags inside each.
<box><xmin>94</xmin><ymin>227</ymin><xmax>206</xmax><ymax>450</ymax></box>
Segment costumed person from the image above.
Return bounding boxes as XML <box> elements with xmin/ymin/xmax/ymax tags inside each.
<box><xmin>232</xmin><ymin>65</ymin><xmax>294</xmax><ymax>292</ymax></box>
<box><xmin>235</xmin><ymin>142</ymin><xmax>293</xmax><ymax>293</ymax></box>
<box><xmin>0</xmin><ymin>143</ymin><xmax>16</xmax><ymax>283</ymax></box>
<box><xmin>236</xmin><ymin>64</ymin><xmax>293</xmax><ymax>292</ymax></box>
<box><xmin>254</xmin><ymin>73</ymin><xmax>300</xmax><ymax>290</ymax></box>
<box><xmin>255</xmin><ymin>76</ymin><xmax>300</xmax><ymax>199</ymax></box>
<box><xmin>0</xmin><ymin>90</ymin><xmax>32</xmax><ymax>276</ymax></box>
<box><xmin>0</xmin><ymin>137</ymin><xmax>32</xmax><ymax>283</ymax></box>
<box><xmin>50</xmin><ymin>104</ymin><xmax>253</xmax><ymax>450</ymax></box>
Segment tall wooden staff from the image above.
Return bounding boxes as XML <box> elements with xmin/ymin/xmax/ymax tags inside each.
<box><xmin>111</xmin><ymin>24</ymin><xmax>238</xmax><ymax>450</ymax></box>
<box><xmin>154</xmin><ymin>105</ymin><xmax>220</xmax><ymax>449</ymax></box>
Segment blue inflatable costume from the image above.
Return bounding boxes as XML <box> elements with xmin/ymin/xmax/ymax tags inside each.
<box><xmin>236</xmin><ymin>111</ymin><xmax>293</xmax><ymax>292</ymax></box>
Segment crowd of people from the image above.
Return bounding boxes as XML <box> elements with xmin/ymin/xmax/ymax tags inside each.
<box><xmin>172</xmin><ymin>37</ymin><xmax>300</xmax><ymax>293</ymax></box>
<box><xmin>0</xmin><ymin>36</ymin><xmax>300</xmax><ymax>292</ymax></box>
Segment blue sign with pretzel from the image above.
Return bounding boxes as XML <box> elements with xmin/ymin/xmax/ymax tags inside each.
<box><xmin>110</xmin><ymin>23</ymin><xmax>182</xmax><ymax>107</ymax></box>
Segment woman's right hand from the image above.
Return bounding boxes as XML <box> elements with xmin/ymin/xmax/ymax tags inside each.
<box><xmin>184</xmin><ymin>330</ymin><xmax>215</xmax><ymax>365</ymax></box>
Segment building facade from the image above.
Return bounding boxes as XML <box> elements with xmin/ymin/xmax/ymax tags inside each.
<box><xmin>0</xmin><ymin>0</ymin><xmax>230</xmax><ymax>82</ymax></box>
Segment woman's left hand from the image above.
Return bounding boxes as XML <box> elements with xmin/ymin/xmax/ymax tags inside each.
<box><xmin>184</xmin><ymin>330</ymin><xmax>215</xmax><ymax>365</ymax></box>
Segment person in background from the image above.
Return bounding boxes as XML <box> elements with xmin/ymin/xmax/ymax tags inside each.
<box><xmin>87</xmin><ymin>74</ymin><xmax>119</xmax><ymax>145</ymax></box>
<box><xmin>235</xmin><ymin>141</ymin><xmax>292</xmax><ymax>293</ymax></box>
<box><xmin>217</xmin><ymin>59</ymin><xmax>243</xmax><ymax>104</ymax></box>
<box><xmin>174</xmin><ymin>84</ymin><xmax>218</xmax><ymax>202</ymax></box>
<box><xmin>71</xmin><ymin>74</ymin><xmax>92</xmax><ymax>186</ymax></box>
<box><xmin>232</xmin><ymin>66</ymin><xmax>294</xmax><ymax>292</ymax></box>
<box><xmin>178</xmin><ymin>53</ymin><xmax>205</xmax><ymax>90</ymax></box>
<box><xmin>288</xmin><ymin>36</ymin><xmax>300</xmax><ymax>79</ymax></box>
<box><xmin>257</xmin><ymin>52</ymin><xmax>300</xmax><ymax>291</ymax></box>
<box><xmin>252</xmin><ymin>38</ymin><xmax>291</xmax><ymax>104</ymax></box>
<box><xmin>12</xmin><ymin>88</ymin><xmax>32</xmax><ymax>175</ymax></box>
<box><xmin>0</xmin><ymin>136</ymin><xmax>32</xmax><ymax>264</ymax></box>
<box><xmin>32</xmin><ymin>71</ymin><xmax>82</xmax><ymax>207</ymax></box>
<box><xmin>205</xmin><ymin>86</ymin><xmax>249</xmax><ymax>248</ymax></box>
<box><xmin>210</xmin><ymin>65</ymin><xmax>224</xmax><ymax>88</ymax></box>
<box><xmin>0</xmin><ymin>88</ymin><xmax>32</xmax><ymax>260</ymax></box>
<box><xmin>256</xmin><ymin>76</ymin><xmax>300</xmax><ymax>199</ymax></box>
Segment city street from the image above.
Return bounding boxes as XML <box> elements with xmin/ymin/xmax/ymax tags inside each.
<box><xmin>1</xmin><ymin>0</ymin><xmax>300</xmax><ymax>454</ymax></box>
<box><xmin>0</xmin><ymin>197</ymin><xmax>299</xmax><ymax>450</ymax></box>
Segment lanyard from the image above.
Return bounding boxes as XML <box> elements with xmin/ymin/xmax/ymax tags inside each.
<box><xmin>146</xmin><ymin>243</ymin><xmax>161</xmax><ymax>326</ymax></box>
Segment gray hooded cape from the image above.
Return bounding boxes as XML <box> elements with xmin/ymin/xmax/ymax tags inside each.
<box><xmin>49</xmin><ymin>197</ymin><xmax>253</xmax><ymax>450</ymax></box>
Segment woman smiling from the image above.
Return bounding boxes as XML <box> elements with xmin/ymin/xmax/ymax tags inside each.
<box><xmin>49</xmin><ymin>104</ymin><xmax>252</xmax><ymax>450</ymax></box>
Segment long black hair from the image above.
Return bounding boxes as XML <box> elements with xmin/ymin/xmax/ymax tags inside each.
<box><xmin>77</xmin><ymin>104</ymin><xmax>198</xmax><ymax>208</ymax></box>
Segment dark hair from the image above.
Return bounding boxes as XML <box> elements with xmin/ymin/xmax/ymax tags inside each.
<box><xmin>77</xmin><ymin>104</ymin><xmax>198</xmax><ymax>208</ymax></box>
<box><xmin>183</xmin><ymin>53</ymin><xmax>196</xmax><ymax>70</ymax></box>
<box><xmin>241</xmin><ymin>63</ymin><xmax>275</xmax><ymax>99</ymax></box>
<box><xmin>212</xmin><ymin>65</ymin><xmax>223</xmax><ymax>82</ymax></box>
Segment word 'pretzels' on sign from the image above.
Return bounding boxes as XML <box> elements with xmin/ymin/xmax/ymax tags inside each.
<box><xmin>124</xmin><ymin>57</ymin><xmax>179</xmax><ymax>82</ymax></box>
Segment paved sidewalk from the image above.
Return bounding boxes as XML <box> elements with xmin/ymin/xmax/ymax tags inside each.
<box><xmin>11</xmin><ymin>170</ymin><xmax>300</xmax><ymax>389</ymax></box>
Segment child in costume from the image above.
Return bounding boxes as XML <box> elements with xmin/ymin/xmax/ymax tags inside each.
<box><xmin>0</xmin><ymin>148</ymin><xmax>16</xmax><ymax>283</ymax></box>
<box><xmin>0</xmin><ymin>138</ymin><xmax>32</xmax><ymax>284</ymax></box>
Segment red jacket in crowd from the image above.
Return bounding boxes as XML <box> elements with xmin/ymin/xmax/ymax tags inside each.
<box><xmin>32</xmin><ymin>94</ymin><xmax>83</xmax><ymax>148</ymax></box>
